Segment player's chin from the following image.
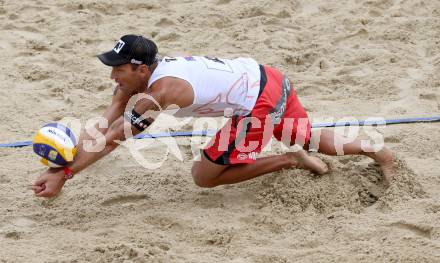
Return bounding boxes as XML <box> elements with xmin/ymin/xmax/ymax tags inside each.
<box><xmin>118</xmin><ymin>85</ymin><xmax>130</xmax><ymax>93</ymax></box>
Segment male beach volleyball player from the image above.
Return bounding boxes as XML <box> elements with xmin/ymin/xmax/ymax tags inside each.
<box><xmin>32</xmin><ymin>35</ymin><xmax>395</xmax><ymax>197</ymax></box>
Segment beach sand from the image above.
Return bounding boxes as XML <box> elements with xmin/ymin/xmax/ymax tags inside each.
<box><xmin>0</xmin><ymin>0</ymin><xmax>439</xmax><ymax>262</ymax></box>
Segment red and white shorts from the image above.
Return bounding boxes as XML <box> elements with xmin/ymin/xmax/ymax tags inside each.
<box><xmin>203</xmin><ymin>65</ymin><xmax>311</xmax><ymax>165</ymax></box>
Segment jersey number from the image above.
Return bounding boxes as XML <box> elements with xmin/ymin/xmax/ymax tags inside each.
<box><xmin>201</xmin><ymin>56</ymin><xmax>233</xmax><ymax>72</ymax></box>
<box><xmin>164</xmin><ymin>56</ymin><xmax>234</xmax><ymax>73</ymax></box>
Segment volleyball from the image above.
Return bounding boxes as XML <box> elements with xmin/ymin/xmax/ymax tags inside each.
<box><xmin>32</xmin><ymin>123</ymin><xmax>78</xmax><ymax>167</ymax></box>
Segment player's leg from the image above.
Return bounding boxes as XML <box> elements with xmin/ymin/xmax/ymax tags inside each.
<box><xmin>313</xmin><ymin>129</ymin><xmax>395</xmax><ymax>186</ymax></box>
<box><xmin>191</xmin><ymin>149</ymin><xmax>326</xmax><ymax>188</ymax></box>
<box><xmin>191</xmin><ymin>151</ymin><xmax>293</xmax><ymax>188</ymax></box>
<box><xmin>192</xmin><ymin>116</ymin><xmax>327</xmax><ymax>188</ymax></box>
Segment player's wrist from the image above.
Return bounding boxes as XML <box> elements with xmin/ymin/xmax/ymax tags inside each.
<box><xmin>63</xmin><ymin>167</ymin><xmax>74</xmax><ymax>180</ymax></box>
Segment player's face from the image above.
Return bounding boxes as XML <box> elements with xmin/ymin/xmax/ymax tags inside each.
<box><xmin>110</xmin><ymin>64</ymin><xmax>144</xmax><ymax>94</ymax></box>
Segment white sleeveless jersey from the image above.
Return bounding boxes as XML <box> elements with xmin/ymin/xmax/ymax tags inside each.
<box><xmin>147</xmin><ymin>56</ymin><xmax>261</xmax><ymax>117</ymax></box>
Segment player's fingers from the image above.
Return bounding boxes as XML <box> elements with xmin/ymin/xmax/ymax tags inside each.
<box><xmin>33</xmin><ymin>177</ymin><xmax>46</xmax><ymax>187</ymax></box>
<box><xmin>36</xmin><ymin>188</ymin><xmax>54</xmax><ymax>198</ymax></box>
<box><xmin>32</xmin><ymin>184</ymin><xmax>45</xmax><ymax>194</ymax></box>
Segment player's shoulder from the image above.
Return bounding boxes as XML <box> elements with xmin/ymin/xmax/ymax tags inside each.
<box><xmin>150</xmin><ymin>75</ymin><xmax>190</xmax><ymax>90</ymax></box>
<box><xmin>148</xmin><ymin>77</ymin><xmax>192</xmax><ymax>108</ymax></box>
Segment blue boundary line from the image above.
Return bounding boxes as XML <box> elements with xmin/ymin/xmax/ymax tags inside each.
<box><xmin>2</xmin><ymin>116</ymin><xmax>439</xmax><ymax>148</ymax></box>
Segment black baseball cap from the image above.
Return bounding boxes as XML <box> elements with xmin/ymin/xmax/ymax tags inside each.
<box><xmin>98</xmin><ymin>35</ymin><xmax>158</xmax><ymax>66</ymax></box>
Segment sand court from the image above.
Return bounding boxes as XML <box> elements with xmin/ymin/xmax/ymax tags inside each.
<box><xmin>1</xmin><ymin>0</ymin><xmax>440</xmax><ymax>262</ymax></box>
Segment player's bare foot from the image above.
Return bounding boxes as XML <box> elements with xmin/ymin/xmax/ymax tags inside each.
<box><xmin>365</xmin><ymin>147</ymin><xmax>395</xmax><ymax>187</ymax></box>
<box><xmin>374</xmin><ymin>147</ymin><xmax>395</xmax><ymax>187</ymax></box>
<box><xmin>286</xmin><ymin>150</ymin><xmax>329</xmax><ymax>175</ymax></box>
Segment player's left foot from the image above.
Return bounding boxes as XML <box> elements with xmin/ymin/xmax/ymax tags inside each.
<box><xmin>286</xmin><ymin>150</ymin><xmax>329</xmax><ymax>175</ymax></box>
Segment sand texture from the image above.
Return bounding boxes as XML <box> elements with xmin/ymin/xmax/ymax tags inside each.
<box><xmin>0</xmin><ymin>0</ymin><xmax>440</xmax><ymax>262</ymax></box>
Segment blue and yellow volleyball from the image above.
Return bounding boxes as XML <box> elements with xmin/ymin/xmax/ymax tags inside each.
<box><xmin>32</xmin><ymin>123</ymin><xmax>78</xmax><ymax>167</ymax></box>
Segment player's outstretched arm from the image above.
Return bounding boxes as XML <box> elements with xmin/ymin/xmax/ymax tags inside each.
<box><xmin>32</xmin><ymin>90</ymin><xmax>163</xmax><ymax>198</ymax></box>
<box><xmin>76</xmin><ymin>86</ymin><xmax>131</xmax><ymax>147</ymax></box>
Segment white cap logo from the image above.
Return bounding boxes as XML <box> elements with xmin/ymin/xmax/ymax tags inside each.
<box><xmin>113</xmin><ymin>39</ymin><xmax>125</xmax><ymax>54</ymax></box>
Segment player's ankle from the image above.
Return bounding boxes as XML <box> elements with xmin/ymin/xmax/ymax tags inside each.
<box><xmin>283</xmin><ymin>153</ymin><xmax>298</xmax><ymax>168</ymax></box>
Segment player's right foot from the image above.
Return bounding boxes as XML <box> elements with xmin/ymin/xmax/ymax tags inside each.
<box><xmin>374</xmin><ymin>147</ymin><xmax>395</xmax><ymax>187</ymax></box>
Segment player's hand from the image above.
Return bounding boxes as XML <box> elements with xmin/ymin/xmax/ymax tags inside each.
<box><xmin>32</xmin><ymin>168</ymin><xmax>66</xmax><ymax>197</ymax></box>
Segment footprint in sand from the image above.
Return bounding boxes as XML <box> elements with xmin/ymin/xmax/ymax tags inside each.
<box><xmin>4</xmin><ymin>231</ymin><xmax>21</xmax><ymax>240</ymax></box>
<box><xmin>101</xmin><ymin>194</ymin><xmax>149</xmax><ymax>206</ymax></box>
<box><xmin>8</xmin><ymin>13</ymin><xmax>19</xmax><ymax>20</ymax></box>
<box><xmin>419</xmin><ymin>93</ymin><xmax>437</xmax><ymax>101</ymax></box>
<box><xmin>363</xmin><ymin>0</ymin><xmax>395</xmax><ymax>17</ymax></box>
<box><xmin>157</xmin><ymin>32</ymin><xmax>181</xmax><ymax>42</ymax></box>
<box><xmin>217</xmin><ymin>0</ymin><xmax>232</xmax><ymax>4</ymax></box>
<box><xmin>26</xmin><ymin>39</ymin><xmax>50</xmax><ymax>52</ymax></box>
<box><xmin>19</xmin><ymin>4</ymin><xmax>50</xmax><ymax>13</ymax></box>
<box><xmin>388</xmin><ymin>221</ymin><xmax>433</xmax><ymax>239</ymax></box>
<box><xmin>21</xmin><ymin>66</ymin><xmax>51</xmax><ymax>82</ymax></box>
<box><xmin>285</xmin><ymin>52</ymin><xmax>320</xmax><ymax>72</ymax></box>
<box><xmin>144</xmin><ymin>215</ymin><xmax>183</xmax><ymax>231</ymax></box>
<box><xmin>384</xmin><ymin>135</ymin><xmax>402</xmax><ymax>144</ymax></box>
<box><xmin>334</xmin><ymin>28</ymin><xmax>369</xmax><ymax>45</ymax></box>
<box><xmin>237</xmin><ymin>7</ymin><xmax>266</xmax><ymax>19</ymax></box>
<box><xmin>12</xmin><ymin>216</ymin><xmax>36</xmax><ymax>228</ymax></box>
<box><xmin>94</xmin><ymin>244</ymin><xmax>143</xmax><ymax>260</ymax></box>
<box><xmin>61</xmin><ymin>3</ymin><xmax>85</xmax><ymax>12</ymax></box>
<box><xmin>126</xmin><ymin>3</ymin><xmax>157</xmax><ymax>11</ymax></box>
<box><xmin>155</xmin><ymin>18</ymin><xmax>175</xmax><ymax>27</ymax></box>
<box><xmin>194</xmin><ymin>191</ymin><xmax>225</xmax><ymax>209</ymax></box>
<box><xmin>3</xmin><ymin>216</ymin><xmax>37</xmax><ymax>240</ymax></box>
<box><xmin>295</xmin><ymin>85</ymin><xmax>330</xmax><ymax>97</ymax></box>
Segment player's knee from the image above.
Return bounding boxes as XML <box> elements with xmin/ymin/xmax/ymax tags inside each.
<box><xmin>192</xmin><ymin>175</ymin><xmax>217</xmax><ymax>188</ymax></box>
<box><xmin>191</xmin><ymin>166</ymin><xmax>217</xmax><ymax>188</ymax></box>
